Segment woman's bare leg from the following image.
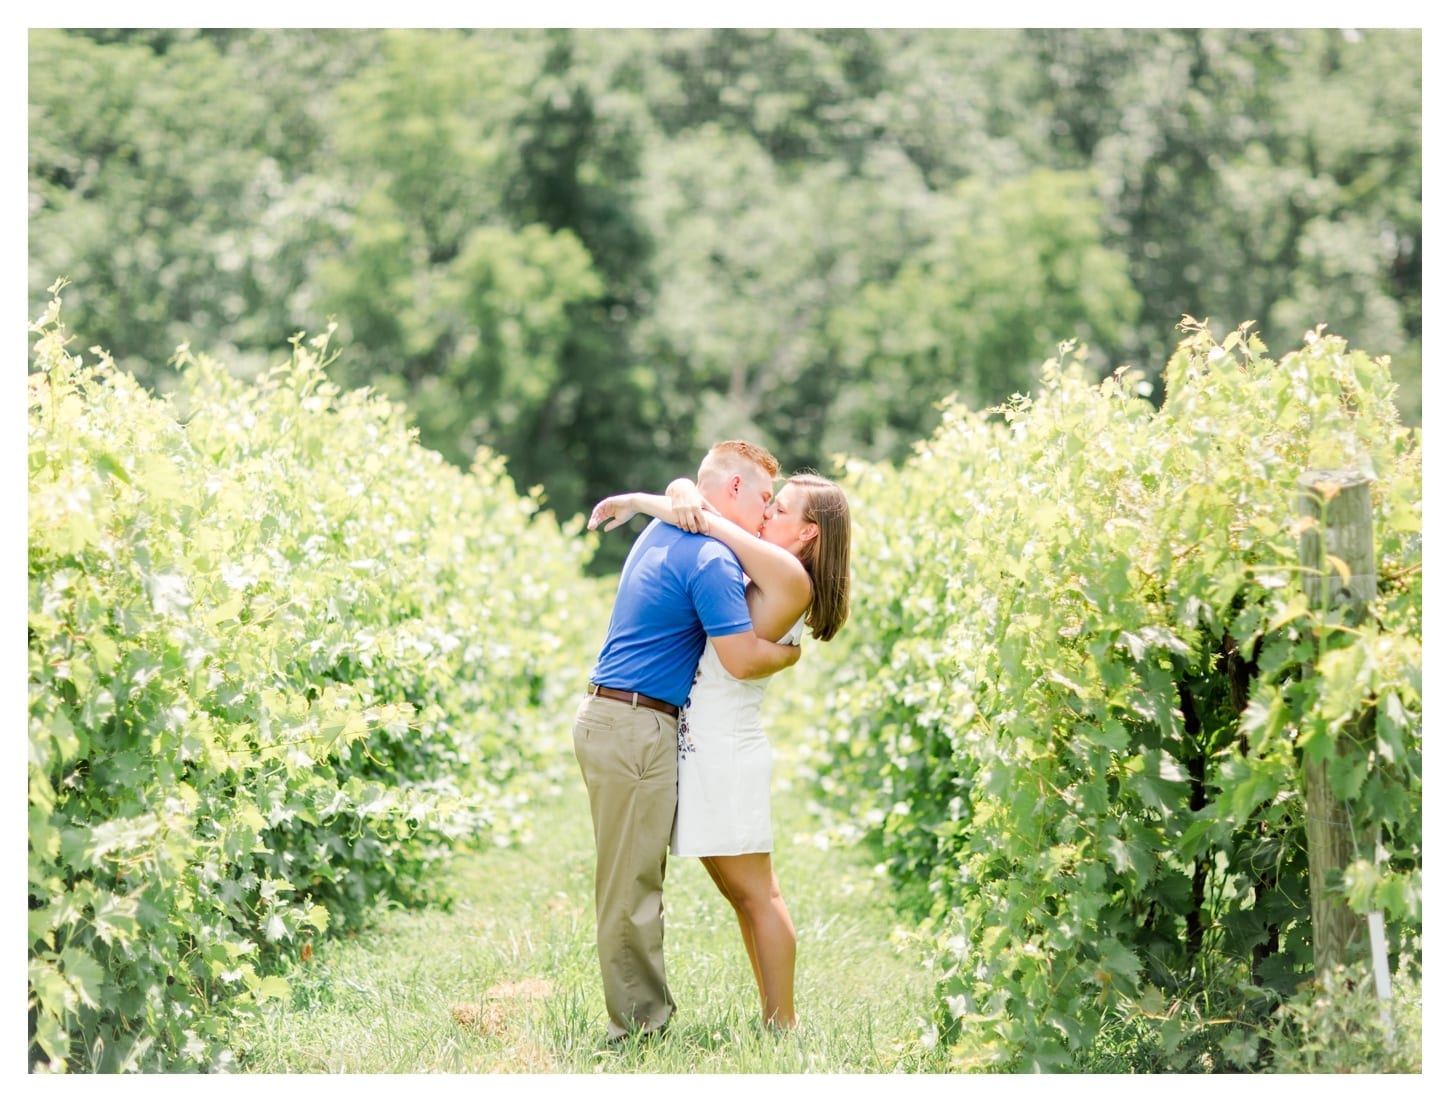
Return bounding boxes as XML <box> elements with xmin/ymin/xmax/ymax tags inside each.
<box><xmin>702</xmin><ymin>852</ymin><xmax>797</xmax><ymax>1028</ymax></box>
<box><xmin>700</xmin><ymin>857</ymin><xmax>766</xmax><ymax>1008</ymax></box>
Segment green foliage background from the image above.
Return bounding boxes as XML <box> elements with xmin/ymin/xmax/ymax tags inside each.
<box><xmin>28</xmin><ymin>28</ymin><xmax>1422</xmax><ymax>560</ymax></box>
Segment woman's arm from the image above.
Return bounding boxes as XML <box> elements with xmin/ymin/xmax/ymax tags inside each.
<box><xmin>665</xmin><ymin>479</ymin><xmax>810</xmax><ymax>611</ymax></box>
<box><xmin>587</xmin><ymin>491</ymin><xmax>679</xmax><ymax>532</ymax></box>
<box><xmin>589</xmin><ymin>483</ymin><xmax>810</xmax><ymax>645</ymax></box>
<box><xmin>590</xmin><ymin>484</ymin><xmax>810</xmax><ymax>610</ymax></box>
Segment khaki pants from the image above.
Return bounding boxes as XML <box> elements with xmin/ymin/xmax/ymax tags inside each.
<box><xmin>572</xmin><ymin>693</ymin><xmax>679</xmax><ymax>1039</ymax></box>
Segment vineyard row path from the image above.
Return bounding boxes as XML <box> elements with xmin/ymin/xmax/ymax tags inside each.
<box><xmin>236</xmin><ymin>735</ymin><xmax>942</xmax><ymax>1075</ymax></box>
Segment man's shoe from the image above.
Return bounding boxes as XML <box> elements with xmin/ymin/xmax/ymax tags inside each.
<box><xmin>603</xmin><ymin>1020</ymin><xmax>669</xmax><ymax>1049</ymax></box>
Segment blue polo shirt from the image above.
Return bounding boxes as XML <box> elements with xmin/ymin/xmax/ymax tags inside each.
<box><xmin>589</xmin><ymin>519</ymin><xmax>754</xmax><ymax>707</ymax></box>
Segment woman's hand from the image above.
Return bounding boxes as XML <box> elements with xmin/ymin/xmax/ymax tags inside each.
<box><xmin>666</xmin><ymin>478</ymin><xmax>714</xmax><ymax>534</ymax></box>
<box><xmin>588</xmin><ymin>493</ymin><xmax>641</xmax><ymax>532</ymax></box>
<box><xmin>587</xmin><ymin>481</ymin><xmax>720</xmax><ymax>536</ymax></box>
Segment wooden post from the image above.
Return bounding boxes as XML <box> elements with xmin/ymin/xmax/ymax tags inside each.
<box><xmin>1296</xmin><ymin>469</ymin><xmax>1374</xmax><ymax>980</ymax></box>
<box><xmin>1296</xmin><ymin>470</ymin><xmax>1377</xmax><ymax>617</ymax></box>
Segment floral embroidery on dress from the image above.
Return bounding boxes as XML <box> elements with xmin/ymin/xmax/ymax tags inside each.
<box><xmin>677</xmin><ymin>669</ymin><xmax>700</xmax><ymax>759</ymax></box>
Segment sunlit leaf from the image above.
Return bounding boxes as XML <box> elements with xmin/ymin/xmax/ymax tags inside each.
<box><xmin>59</xmin><ymin>947</ymin><xmax>105</xmax><ymax>1010</ymax></box>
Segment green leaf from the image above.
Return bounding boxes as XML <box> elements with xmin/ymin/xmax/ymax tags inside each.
<box><xmin>1095</xmin><ymin>937</ymin><xmax>1142</xmax><ymax>985</ymax></box>
<box><xmin>1124</xmin><ymin>749</ymin><xmax>1188</xmax><ymax>818</ymax></box>
<box><xmin>1376</xmin><ymin>690</ymin><xmax>1408</xmax><ymax>762</ymax></box>
<box><xmin>29</xmin><ymin>956</ymin><xmax>75</xmax><ymax>1016</ymax></box>
<box><xmin>204</xmin><ymin>593</ymin><xmax>245</xmax><ymax>626</ymax></box>
<box><xmin>257</xmin><ymin>975</ymin><xmax>291</xmax><ymax>1002</ymax></box>
<box><xmin>57</xmin><ymin>510</ymin><xmax>101</xmax><ymax>554</ymax></box>
<box><xmin>30</xmin><ymin>1007</ymin><xmax>70</xmax><ymax>1066</ymax></box>
<box><xmin>91</xmin><ymin>891</ymin><xmax>140</xmax><ymax>946</ymax></box>
<box><xmin>94</xmin><ymin>450</ymin><xmax>131</xmax><ymax>484</ymax></box>
<box><xmin>1239</xmin><ymin>691</ymin><xmax>1286</xmax><ymax>741</ymax></box>
<box><xmin>48</xmin><ymin>709</ymin><xmax>80</xmax><ymax>764</ymax></box>
<box><xmin>59</xmin><ymin>946</ymin><xmax>105</xmax><ymax>1010</ymax></box>
<box><xmin>305</xmin><ymin>903</ymin><xmax>330</xmax><ymax>933</ymax></box>
<box><xmin>1267</xmin><ymin>593</ymin><xmax>1310</xmax><ymax>633</ymax></box>
<box><xmin>137</xmin><ymin>453</ymin><xmax>186</xmax><ymax>502</ymax></box>
<box><xmin>1220</xmin><ymin>1029</ymin><xmax>1262</xmax><ymax>1069</ymax></box>
<box><xmin>1135</xmin><ymin>984</ymin><xmax>1166</xmax><ymax>1017</ymax></box>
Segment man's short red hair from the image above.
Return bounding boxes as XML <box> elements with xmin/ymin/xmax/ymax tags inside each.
<box><xmin>699</xmin><ymin>440</ymin><xmax>780</xmax><ymax>483</ymax></box>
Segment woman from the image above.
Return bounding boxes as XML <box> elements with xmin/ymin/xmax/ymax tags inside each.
<box><xmin>588</xmin><ymin>471</ymin><xmax>851</xmax><ymax>1030</ymax></box>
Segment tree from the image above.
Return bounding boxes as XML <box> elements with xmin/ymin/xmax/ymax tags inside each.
<box><xmin>316</xmin><ymin>30</ymin><xmax>609</xmax><ymax>481</ymax></box>
<box><xmin>631</xmin><ymin>124</ymin><xmax>945</xmax><ymax>475</ymax></box>
<box><xmin>29</xmin><ymin>27</ymin><xmax>1421</xmax><ymax>549</ymax></box>
<box><xmin>825</xmin><ymin>170</ymin><xmax>1142</xmax><ymax>457</ymax></box>
<box><xmin>29</xmin><ymin>31</ymin><xmax>271</xmax><ymax>384</ymax></box>
<box><xmin>1026</xmin><ymin>28</ymin><xmax>1421</xmax><ymax>419</ymax></box>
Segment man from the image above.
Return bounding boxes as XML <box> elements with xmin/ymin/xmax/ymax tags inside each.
<box><xmin>573</xmin><ymin>440</ymin><xmax>800</xmax><ymax>1043</ymax></box>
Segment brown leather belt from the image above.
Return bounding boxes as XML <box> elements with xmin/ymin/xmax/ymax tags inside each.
<box><xmin>586</xmin><ymin>683</ymin><xmax>680</xmax><ymax>719</ymax></box>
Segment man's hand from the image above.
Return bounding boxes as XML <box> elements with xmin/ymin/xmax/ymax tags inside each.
<box><xmin>588</xmin><ymin>494</ymin><xmax>640</xmax><ymax>532</ymax></box>
<box><xmin>666</xmin><ymin>478</ymin><xmax>714</xmax><ymax>534</ymax></box>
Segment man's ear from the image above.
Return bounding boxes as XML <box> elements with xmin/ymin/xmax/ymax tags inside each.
<box><xmin>728</xmin><ymin>474</ymin><xmax>741</xmax><ymax>496</ymax></box>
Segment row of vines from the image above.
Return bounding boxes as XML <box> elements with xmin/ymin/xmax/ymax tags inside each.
<box><xmin>778</xmin><ymin>319</ymin><xmax>1423</xmax><ymax>1071</ymax></box>
<box><xmin>27</xmin><ymin>285</ymin><xmax>612</xmax><ymax>1071</ymax></box>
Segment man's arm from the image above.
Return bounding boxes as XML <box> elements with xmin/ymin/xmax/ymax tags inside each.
<box><xmin>708</xmin><ymin>629</ymin><xmax>800</xmax><ymax>680</ymax></box>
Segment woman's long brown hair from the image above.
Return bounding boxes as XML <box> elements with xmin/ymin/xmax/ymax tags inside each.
<box><xmin>789</xmin><ymin>472</ymin><xmax>851</xmax><ymax>642</ymax></box>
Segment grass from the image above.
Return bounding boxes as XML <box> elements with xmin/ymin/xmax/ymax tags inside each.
<box><xmin>232</xmin><ymin>755</ymin><xmax>946</xmax><ymax>1074</ymax></box>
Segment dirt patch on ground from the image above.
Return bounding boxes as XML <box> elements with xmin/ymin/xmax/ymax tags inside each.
<box><xmin>450</xmin><ymin>1001</ymin><xmax>509</xmax><ymax>1036</ymax></box>
<box><xmin>484</xmin><ymin>978</ymin><xmax>552</xmax><ymax>1001</ymax></box>
<box><xmin>450</xmin><ymin>976</ymin><xmax>557</xmax><ymax>1068</ymax></box>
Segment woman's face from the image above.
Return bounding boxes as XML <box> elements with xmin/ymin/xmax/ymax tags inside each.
<box><xmin>760</xmin><ymin>482</ymin><xmax>815</xmax><ymax>551</ymax></box>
